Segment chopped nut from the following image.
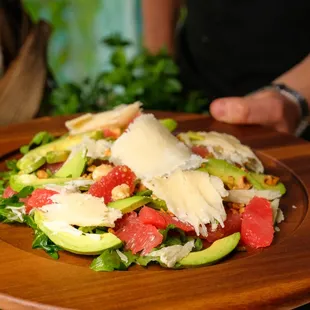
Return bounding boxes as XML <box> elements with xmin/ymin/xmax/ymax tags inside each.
<box><xmin>92</xmin><ymin>164</ymin><xmax>113</xmax><ymax>181</ymax></box>
<box><xmin>111</xmin><ymin>184</ymin><xmax>131</xmax><ymax>201</ymax></box>
<box><xmin>264</xmin><ymin>175</ymin><xmax>279</xmax><ymax>186</ymax></box>
<box><xmin>136</xmin><ymin>183</ymin><xmax>147</xmax><ymax>192</ymax></box>
<box><xmin>227</xmin><ymin>202</ymin><xmax>245</xmax><ymax>210</ymax></box>
<box><xmin>235</xmin><ymin>176</ymin><xmax>252</xmax><ymax>190</ymax></box>
<box><xmin>36</xmin><ymin>170</ymin><xmax>48</xmax><ymax>179</ymax></box>
<box><xmin>87</xmin><ymin>165</ymin><xmax>96</xmax><ymax>172</ymax></box>
<box><xmin>104</xmin><ymin>149</ymin><xmax>111</xmax><ymax>157</ymax></box>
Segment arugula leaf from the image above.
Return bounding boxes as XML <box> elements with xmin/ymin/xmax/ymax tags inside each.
<box><xmin>0</xmin><ymin>159</ymin><xmax>19</xmax><ymax>181</ymax></box>
<box><xmin>20</xmin><ymin>131</ymin><xmax>55</xmax><ymax>154</ymax></box>
<box><xmin>90</xmin><ymin>249</ymin><xmax>125</xmax><ymax>271</ymax></box>
<box><xmin>135</xmin><ymin>255</ymin><xmax>158</xmax><ymax>267</ymax></box>
<box><xmin>159</xmin><ymin>224</ymin><xmax>187</xmax><ymax>244</ymax></box>
<box><xmin>194</xmin><ymin>238</ymin><xmax>203</xmax><ymax>251</ymax></box>
<box><xmin>0</xmin><ymin>180</ymin><xmax>5</xmax><ymax>196</ymax></box>
<box><xmin>17</xmin><ymin>186</ymin><xmax>34</xmax><ymax>198</ymax></box>
<box><xmin>32</xmin><ymin>230</ymin><xmax>61</xmax><ymax>259</ymax></box>
<box><xmin>121</xmin><ymin>251</ymin><xmax>138</xmax><ymax>268</ymax></box>
<box><xmin>24</xmin><ymin>215</ymin><xmax>62</xmax><ymax>259</ymax></box>
<box><xmin>90</xmin><ymin>249</ymin><xmax>138</xmax><ymax>271</ymax></box>
<box><xmin>0</xmin><ymin>207</ymin><xmax>24</xmax><ymax>223</ymax></box>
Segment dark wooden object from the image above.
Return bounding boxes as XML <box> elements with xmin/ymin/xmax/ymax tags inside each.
<box><xmin>0</xmin><ymin>112</ymin><xmax>309</xmax><ymax>310</ymax></box>
<box><xmin>0</xmin><ymin>1</ymin><xmax>52</xmax><ymax>125</ymax></box>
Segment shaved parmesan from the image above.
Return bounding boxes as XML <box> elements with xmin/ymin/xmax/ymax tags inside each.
<box><xmin>41</xmin><ymin>193</ymin><xmax>122</xmax><ymax>227</ymax></box>
<box><xmin>110</xmin><ymin>114</ymin><xmax>203</xmax><ymax>180</ymax></box>
<box><xmin>179</xmin><ymin>131</ymin><xmax>264</xmax><ymax>173</ymax></box>
<box><xmin>225</xmin><ymin>189</ymin><xmax>282</xmax><ymax>204</ymax></box>
<box><xmin>44</xmin><ymin>180</ymin><xmax>94</xmax><ymax>194</ymax></box>
<box><xmin>276</xmin><ymin>208</ymin><xmax>285</xmax><ymax>224</ymax></box>
<box><xmin>271</xmin><ymin>199</ymin><xmax>280</xmax><ymax>223</ymax></box>
<box><xmin>70</xmin><ymin>136</ymin><xmax>112</xmax><ymax>160</ymax></box>
<box><xmin>145</xmin><ymin>169</ymin><xmax>227</xmax><ymax>236</ymax></box>
<box><xmin>148</xmin><ymin>240</ymin><xmax>195</xmax><ymax>268</ymax></box>
<box><xmin>65</xmin><ymin>102</ymin><xmax>142</xmax><ymax>135</ymax></box>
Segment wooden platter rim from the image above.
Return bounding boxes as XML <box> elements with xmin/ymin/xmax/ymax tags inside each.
<box><xmin>0</xmin><ymin>113</ymin><xmax>309</xmax><ymax>310</ymax></box>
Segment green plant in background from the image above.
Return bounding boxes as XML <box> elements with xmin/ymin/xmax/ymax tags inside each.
<box><xmin>49</xmin><ymin>34</ymin><xmax>209</xmax><ymax>115</ymax></box>
<box><xmin>23</xmin><ymin>1</ymin><xmax>209</xmax><ymax>115</ymax></box>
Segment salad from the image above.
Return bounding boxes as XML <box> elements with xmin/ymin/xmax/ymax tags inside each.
<box><xmin>0</xmin><ymin>102</ymin><xmax>286</xmax><ymax>271</ymax></box>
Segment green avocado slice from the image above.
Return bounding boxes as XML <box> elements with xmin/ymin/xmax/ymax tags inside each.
<box><xmin>17</xmin><ymin>130</ymin><xmax>103</xmax><ymax>173</ymax></box>
<box><xmin>108</xmin><ymin>196</ymin><xmax>152</xmax><ymax>213</ymax></box>
<box><xmin>54</xmin><ymin>148</ymin><xmax>87</xmax><ymax>178</ymax></box>
<box><xmin>34</xmin><ymin>211</ymin><xmax>122</xmax><ymax>255</ymax></box>
<box><xmin>248</xmin><ymin>172</ymin><xmax>286</xmax><ymax>195</ymax></box>
<box><xmin>46</xmin><ymin>150</ymin><xmax>70</xmax><ymax>164</ymax></box>
<box><xmin>199</xmin><ymin>158</ymin><xmax>261</xmax><ymax>189</ymax></box>
<box><xmin>199</xmin><ymin>158</ymin><xmax>285</xmax><ymax>193</ymax></box>
<box><xmin>10</xmin><ymin>174</ymin><xmax>76</xmax><ymax>192</ymax></box>
<box><xmin>179</xmin><ymin>232</ymin><xmax>240</xmax><ymax>267</ymax></box>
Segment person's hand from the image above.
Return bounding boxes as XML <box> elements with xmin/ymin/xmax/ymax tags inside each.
<box><xmin>209</xmin><ymin>89</ymin><xmax>301</xmax><ymax>134</ymax></box>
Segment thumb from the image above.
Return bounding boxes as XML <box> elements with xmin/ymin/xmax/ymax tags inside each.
<box><xmin>209</xmin><ymin>96</ymin><xmax>277</xmax><ymax>125</ymax></box>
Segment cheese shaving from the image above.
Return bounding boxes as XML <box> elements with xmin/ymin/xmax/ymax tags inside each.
<box><xmin>41</xmin><ymin>193</ymin><xmax>122</xmax><ymax>227</ymax></box>
<box><xmin>65</xmin><ymin>102</ymin><xmax>142</xmax><ymax>134</ymax></box>
<box><xmin>110</xmin><ymin>114</ymin><xmax>203</xmax><ymax>180</ymax></box>
<box><xmin>148</xmin><ymin>240</ymin><xmax>195</xmax><ymax>268</ymax></box>
<box><xmin>145</xmin><ymin>169</ymin><xmax>227</xmax><ymax>236</ymax></box>
<box><xmin>179</xmin><ymin>131</ymin><xmax>264</xmax><ymax>173</ymax></box>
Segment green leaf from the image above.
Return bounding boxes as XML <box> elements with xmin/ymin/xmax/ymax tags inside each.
<box><xmin>164</xmin><ymin>79</ymin><xmax>182</xmax><ymax>93</ymax></box>
<box><xmin>102</xmin><ymin>34</ymin><xmax>131</xmax><ymax>47</ymax></box>
<box><xmin>194</xmin><ymin>238</ymin><xmax>203</xmax><ymax>251</ymax></box>
<box><xmin>136</xmin><ymin>255</ymin><xmax>158</xmax><ymax>267</ymax></box>
<box><xmin>6</xmin><ymin>159</ymin><xmax>18</xmax><ymax>171</ymax></box>
<box><xmin>20</xmin><ymin>132</ymin><xmax>55</xmax><ymax>155</ymax></box>
<box><xmin>17</xmin><ymin>186</ymin><xmax>34</xmax><ymax>198</ymax></box>
<box><xmin>90</xmin><ymin>249</ymin><xmax>124</xmax><ymax>271</ymax></box>
<box><xmin>24</xmin><ymin>215</ymin><xmax>62</xmax><ymax>259</ymax></box>
<box><xmin>111</xmin><ymin>48</ymin><xmax>127</xmax><ymax>68</ymax></box>
<box><xmin>32</xmin><ymin>231</ymin><xmax>62</xmax><ymax>259</ymax></box>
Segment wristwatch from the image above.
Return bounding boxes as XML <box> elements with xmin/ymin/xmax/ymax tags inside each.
<box><xmin>270</xmin><ymin>83</ymin><xmax>309</xmax><ymax>136</ymax></box>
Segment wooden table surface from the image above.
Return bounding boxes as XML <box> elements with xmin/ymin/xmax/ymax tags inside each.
<box><xmin>0</xmin><ymin>111</ymin><xmax>310</xmax><ymax>310</ymax></box>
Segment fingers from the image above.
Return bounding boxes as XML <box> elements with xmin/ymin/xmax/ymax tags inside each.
<box><xmin>209</xmin><ymin>94</ymin><xmax>282</xmax><ymax>125</ymax></box>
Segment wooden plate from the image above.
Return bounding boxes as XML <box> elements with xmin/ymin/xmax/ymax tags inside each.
<box><xmin>0</xmin><ymin>112</ymin><xmax>310</xmax><ymax>310</ymax></box>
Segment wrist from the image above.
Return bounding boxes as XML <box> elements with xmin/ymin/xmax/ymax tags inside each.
<box><xmin>256</xmin><ymin>83</ymin><xmax>309</xmax><ymax>136</ymax></box>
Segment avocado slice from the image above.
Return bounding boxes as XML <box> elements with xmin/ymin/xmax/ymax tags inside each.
<box><xmin>54</xmin><ymin>148</ymin><xmax>87</xmax><ymax>178</ymax></box>
<box><xmin>17</xmin><ymin>130</ymin><xmax>103</xmax><ymax>173</ymax></box>
<box><xmin>46</xmin><ymin>150</ymin><xmax>70</xmax><ymax>164</ymax></box>
<box><xmin>179</xmin><ymin>232</ymin><xmax>240</xmax><ymax>267</ymax></box>
<box><xmin>199</xmin><ymin>158</ymin><xmax>261</xmax><ymax>189</ymax></box>
<box><xmin>34</xmin><ymin>211</ymin><xmax>122</xmax><ymax>255</ymax></box>
<box><xmin>10</xmin><ymin>174</ymin><xmax>76</xmax><ymax>192</ymax></box>
<box><xmin>21</xmin><ymin>156</ymin><xmax>46</xmax><ymax>174</ymax></box>
<box><xmin>199</xmin><ymin>158</ymin><xmax>284</xmax><ymax>193</ymax></box>
<box><xmin>249</xmin><ymin>172</ymin><xmax>286</xmax><ymax>195</ymax></box>
<box><xmin>159</xmin><ymin>118</ymin><xmax>178</xmax><ymax>132</ymax></box>
<box><xmin>108</xmin><ymin>196</ymin><xmax>152</xmax><ymax>213</ymax></box>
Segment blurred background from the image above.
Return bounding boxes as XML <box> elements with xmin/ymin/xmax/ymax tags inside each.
<box><xmin>0</xmin><ymin>0</ymin><xmax>205</xmax><ymax>125</ymax></box>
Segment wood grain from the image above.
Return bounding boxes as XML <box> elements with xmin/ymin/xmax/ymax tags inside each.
<box><xmin>0</xmin><ymin>112</ymin><xmax>309</xmax><ymax>310</ymax></box>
